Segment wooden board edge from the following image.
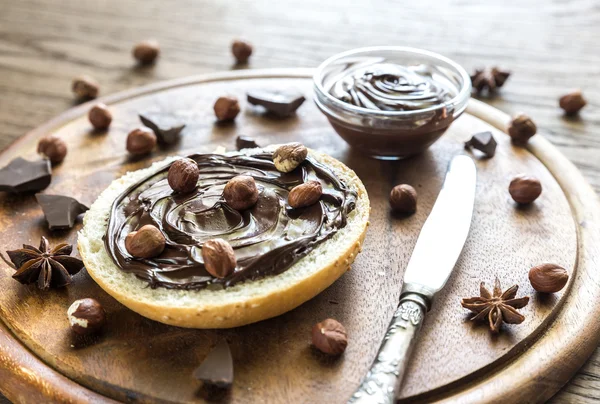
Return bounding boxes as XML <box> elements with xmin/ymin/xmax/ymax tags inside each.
<box><xmin>430</xmin><ymin>100</ymin><xmax>600</xmax><ymax>403</ymax></box>
<box><xmin>0</xmin><ymin>320</ymin><xmax>116</xmax><ymax>403</ymax></box>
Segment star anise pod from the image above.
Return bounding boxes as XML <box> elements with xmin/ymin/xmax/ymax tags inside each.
<box><xmin>461</xmin><ymin>278</ymin><xmax>529</xmax><ymax>333</ymax></box>
<box><xmin>4</xmin><ymin>237</ymin><xmax>83</xmax><ymax>290</ymax></box>
<box><xmin>470</xmin><ymin>67</ymin><xmax>511</xmax><ymax>94</ymax></box>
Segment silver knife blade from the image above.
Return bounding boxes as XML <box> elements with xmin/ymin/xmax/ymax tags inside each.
<box><xmin>403</xmin><ymin>155</ymin><xmax>476</xmax><ymax>293</ymax></box>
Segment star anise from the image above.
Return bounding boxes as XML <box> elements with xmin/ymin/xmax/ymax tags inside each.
<box><xmin>4</xmin><ymin>237</ymin><xmax>83</xmax><ymax>290</ymax></box>
<box><xmin>470</xmin><ymin>67</ymin><xmax>511</xmax><ymax>94</ymax></box>
<box><xmin>461</xmin><ymin>278</ymin><xmax>529</xmax><ymax>333</ymax></box>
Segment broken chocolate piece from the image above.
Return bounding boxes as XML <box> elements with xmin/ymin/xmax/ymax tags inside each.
<box><xmin>36</xmin><ymin>194</ymin><xmax>88</xmax><ymax>230</ymax></box>
<box><xmin>193</xmin><ymin>340</ymin><xmax>233</xmax><ymax>389</ymax></box>
<box><xmin>139</xmin><ymin>114</ymin><xmax>185</xmax><ymax>145</ymax></box>
<box><xmin>247</xmin><ymin>89</ymin><xmax>305</xmax><ymax>117</ymax></box>
<box><xmin>0</xmin><ymin>158</ymin><xmax>51</xmax><ymax>193</ymax></box>
<box><xmin>465</xmin><ymin>131</ymin><xmax>497</xmax><ymax>158</ymax></box>
<box><xmin>236</xmin><ymin>135</ymin><xmax>260</xmax><ymax>150</ymax></box>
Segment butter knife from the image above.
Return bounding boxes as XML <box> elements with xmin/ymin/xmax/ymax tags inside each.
<box><xmin>349</xmin><ymin>155</ymin><xmax>477</xmax><ymax>404</ymax></box>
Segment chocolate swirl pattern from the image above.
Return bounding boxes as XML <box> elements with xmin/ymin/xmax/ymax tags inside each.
<box><xmin>104</xmin><ymin>152</ymin><xmax>357</xmax><ymax>290</ymax></box>
<box><xmin>329</xmin><ymin>62</ymin><xmax>456</xmax><ymax>111</ymax></box>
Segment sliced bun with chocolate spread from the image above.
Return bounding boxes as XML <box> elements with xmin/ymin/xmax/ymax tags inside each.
<box><xmin>78</xmin><ymin>146</ymin><xmax>369</xmax><ymax>329</ymax></box>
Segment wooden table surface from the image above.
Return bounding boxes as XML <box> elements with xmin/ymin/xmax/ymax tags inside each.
<box><xmin>0</xmin><ymin>0</ymin><xmax>598</xmax><ymax>402</ymax></box>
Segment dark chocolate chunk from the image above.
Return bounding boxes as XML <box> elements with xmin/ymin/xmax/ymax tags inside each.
<box><xmin>36</xmin><ymin>194</ymin><xmax>88</xmax><ymax>230</ymax></box>
<box><xmin>247</xmin><ymin>89</ymin><xmax>305</xmax><ymax>117</ymax></box>
<box><xmin>193</xmin><ymin>340</ymin><xmax>233</xmax><ymax>389</ymax></box>
<box><xmin>236</xmin><ymin>135</ymin><xmax>260</xmax><ymax>150</ymax></box>
<box><xmin>0</xmin><ymin>158</ymin><xmax>51</xmax><ymax>193</ymax></box>
<box><xmin>139</xmin><ymin>114</ymin><xmax>185</xmax><ymax>145</ymax></box>
<box><xmin>465</xmin><ymin>131</ymin><xmax>497</xmax><ymax>158</ymax></box>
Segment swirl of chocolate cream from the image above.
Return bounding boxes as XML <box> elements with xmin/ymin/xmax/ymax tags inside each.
<box><xmin>329</xmin><ymin>62</ymin><xmax>456</xmax><ymax>111</ymax></box>
<box><xmin>104</xmin><ymin>152</ymin><xmax>357</xmax><ymax>290</ymax></box>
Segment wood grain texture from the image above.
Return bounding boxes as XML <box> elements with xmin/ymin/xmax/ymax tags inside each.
<box><xmin>0</xmin><ymin>71</ymin><xmax>590</xmax><ymax>404</ymax></box>
<box><xmin>0</xmin><ymin>0</ymin><xmax>599</xmax><ymax>402</ymax></box>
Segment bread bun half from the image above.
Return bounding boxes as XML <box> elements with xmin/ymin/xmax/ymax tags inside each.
<box><xmin>78</xmin><ymin>148</ymin><xmax>369</xmax><ymax>329</ymax></box>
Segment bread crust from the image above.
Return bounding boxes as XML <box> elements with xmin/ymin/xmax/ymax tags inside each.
<box><xmin>78</xmin><ymin>149</ymin><xmax>369</xmax><ymax>329</ymax></box>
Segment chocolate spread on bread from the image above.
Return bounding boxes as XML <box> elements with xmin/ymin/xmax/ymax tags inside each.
<box><xmin>104</xmin><ymin>151</ymin><xmax>356</xmax><ymax>290</ymax></box>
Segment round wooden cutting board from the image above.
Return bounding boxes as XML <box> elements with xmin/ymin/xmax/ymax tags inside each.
<box><xmin>0</xmin><ymin>69</ymin><xmax>599</xmax><ymax>404</ymax></box>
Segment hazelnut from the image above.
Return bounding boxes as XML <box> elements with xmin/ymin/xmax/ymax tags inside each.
<box><xmin>168</xmin><ymin>158</ymin><xmax>200</xmax><ymax>194</ymax></box>
<box><xmin>214</xmin><ymin>96</ymin><xmax>240</xmax><ymax>122</ymax></box>
<box><xmin>37</xmin><ymin>135</ymin><xmax>67</xmax><ymax>164</ymax></box>
<box><xmin>508</xmin><ymin>113</ymin><xmax>537</xmax><ymax>146</ymax></box>
<box><xmin>125</xmin><ymin>224</ymin><xmax>166</xmax><ymax>258</ymax></box>
<box><xmin>311</xmin><ymin>318</ymin><xmax>348</xmax><ymax>355</ymax></box>
<box><xmin>202</xmin><ymin>238</ymin><xmax>236</xmax><ymax>278</ymax></box>
<box><xmin>132</xmin><ymin>39</ymin><xmax>160</xmax><ymax>65</ymax></box>
<box><xmin>88</xmin><ymin>103</ymin><xmax>112</xmax><ymax>130</ymax></box>
<box><xmin>389</xmin><ymin>184</ymin><xmax>417</xmax><ymax>214</ymax></box>
<box><xmin>559</xmin><ymin>91</ymin><xmax>586</xmax><ymax>115</ymax></box>
<box><xmin>509</xmin><ymin>175</ymin><xmax>542</xmax><ymax>204</ymax></box>
<box><xmin>288</xmin><ymin>181</ymin><xmax>322</xmax><ymax>208</ymax></box>
<box><xmin>231</xmin><ymin>40</ymin><xmax>253</xmax><ymax>64</ymax></box>
<box><xmin>126</xmin><ymin>127</ymin><xmax>157</xmax><ymax>155</ymax></box>
<box><xmin>529</xmin><ymin>263</ymin><xmax>569</xmax><ymax>293</ymax></box>
<box><xmin>273</xmin><ymin>143</ymin><xmax>308</xmax><ymax>173</ymax></box>
<box><xmin>223</xmin><ymin>175</ymin><xmax>259</xmax><ymax>211</ymax></box>
<box><xmin>67</xmin><ymin>298</ymin><xmax>106</xmax><ymax>335</ymax></box>
<box><xmin>72</xmin><ymin>75</ymin><xmax>99</xmax><ymax>99</ymax></box>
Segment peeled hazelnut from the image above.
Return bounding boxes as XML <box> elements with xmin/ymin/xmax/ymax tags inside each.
<box><xmin>214</xmin><ymin>96</ymin><xmax>240</xmax><ymax>121</ymax></box>
<box><xmin>132</xmin><ymin>39</ymin><xmax>160</xmax><ymax>65</ymax></box>
<box><xmin>168</xmin><ymin>158</ymin><xmax>200</xmax><ymax>194</ymax></box>
<box><xmin>37</xmin><ymin>135</ymin><xmax>67</xmax><ymax>164</ymax></box>
<box><xmin>88</xmin><ymin>103</ymin><xmax>112</xmax><ymax>130</ymax></box>
<box><xmin>529</xmin><ymin>263</ymin><xmax>569</xmax><ymax>293</ymax></box>
<box><xmin>67</xmin><ymin>298</ymin><xmax>106</xmax><ymax>335</ymax></box>
<box><xmin>311</xmin><ymin>318</ymin><xmax>348</xmax><ymax>355</ymax></box>
<box><xmin>559</xmin><ymin>91</ymin><xmax>586</xmax><ymax>115</ymax></box>
<box><xmin>125</xmin><ymin>224</ymin><xmax>166</xmax><ymax>258</ymax></box>
<box><xmin>223</xmin><ymin>175</ymin><xmax>259</xmax><ymax>211</ymax></box>
<box><xmin>202</xmin><ymin>238</ymin><xmax>236</xmax><ymax>278</ymax></box>
<box><xmin>508</xmin><ymin>113</ymin><xmax>537</xmax><ymax>145</ymax></box>
<box><xmin>509</xmin><ymin>175</ymin><xmax>542</xmax><ymax>204</ymax></box>
<box><xmin>231</xmin><ymin>40</ymin><xmax>253</xmax><ymax>64</ymax></box>
<box><xmin>126</xmin><ymin>127</ymin><xmax>157</xmax><ymax>155</ymax></box>
<box><xmin>273</xmin><ymin>143</ymin><xmax>308</xmax><ymax>173</ymax></box>
<box><xmin>390</xmin><ymin>184</ymin><xmax>417</xmax><ymax>214</ymax></box>
<box><xmin>288</xmin><ymin>181</ymin><xmax>322</xmax><ymax>208</ymax></box>
<box><xmin>72</xmin><ymin>75</ymin><xmax>99</xmax><ymax>99</ymax></box>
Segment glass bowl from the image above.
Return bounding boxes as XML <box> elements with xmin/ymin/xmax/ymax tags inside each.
<box><xmin>313</xmin><ymin>46</ymin><xmax>471</xmax><ymax>159</ymax></box>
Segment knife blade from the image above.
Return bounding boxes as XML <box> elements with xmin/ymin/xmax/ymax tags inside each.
<box><xmin>349</xmin><ymin>155</ymin><xmax>477</xmax><ymax>404</ymax></box>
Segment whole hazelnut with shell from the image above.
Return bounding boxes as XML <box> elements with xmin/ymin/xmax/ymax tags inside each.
<box><xmin>125</xmin><ymin>224</ymin><xmax>166</xmax><ymax>258</ymax></box>
<box><xmin>37</xmin><ymin>135</ymin><xmax>67</xmax><ymax>164</ymax></box>
<box><xmin>126</xmin><ymin>127</ymin><xmax>157</xmax><ymax>155</ymax></box>
<box><xmin>508</xmin><ymin>113</ymin><xmax>537</xmax><ymax>146</ymax></box>
<box><xmin>67</xmin><ymin>298</ymin><xmax>106</xmax><ymax>335</ymax></box>
<box><xmin>223</xmin><ymin>175</ymin><xmax>259</xmax><ymax>211</ymax></box>
<box><xmin>273</xmin><ymin>143</ymin><xmax>308</xmax><ymax>173</ymax></box>
<box><xmin>311</xmin><ymin>318</ymin><xmax>348</xmax><ymax>355</ymax></box>
<box><xmin>214</xmin><ymin>96</ymin><xmax>240</xmax><ymax>122</ymax></box>
<box><xmin>509</xmin><ymin>175</ymin><xmax>542</xmax><ymax>204</ymax></box>
<box><xmin>288</xmin><ymin>181</ymin><xmax>322</xmax><ymax>208</ymax></box>
<box><xmin>168</xmin><ymin>158</ymin><xmax>200</xmax><ymax>194</ymax></box>
<box><xmin>132</xmin><ymin>39</ymin><xmax>160</xmax><ymax>65</ymax></box>
<box><xmin>389</xmin><ymin>184</ymin><xmax>417</xmax><ymax>214</ymax></box>
<box><xmin>88</xmin><ymin>103</ymin><xmax>112</xmax><ymax>130</ymax></box>
<box><xmin>529</xmin><ymin>263</ymin><xmax>569</xmax><ymax>293</ymax></box>
<box><xmin>231</xmin><ymin>40</ymin><xmax>253</xmax><ymax>64</ymax></box>
<box><xmin>202</xmin><ymin>238</ymin><xmax>237</xmax><ymax>278</ymax></box>
<box><xmin>72</xmin><ymin>75</ymin><xmax>99</xmax><ymax>99</ymax></box>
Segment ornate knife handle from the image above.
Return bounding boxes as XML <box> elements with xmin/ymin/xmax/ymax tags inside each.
<box><xmin>348</xmin><ymin>291</ymin><xmax>429</xmax><ymax>404</ymax></box>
